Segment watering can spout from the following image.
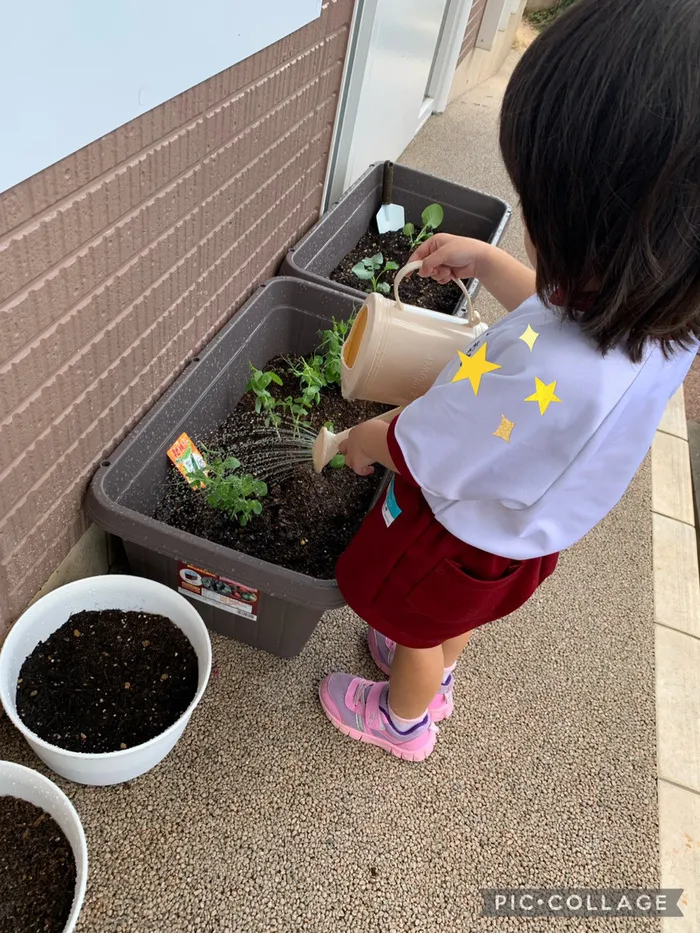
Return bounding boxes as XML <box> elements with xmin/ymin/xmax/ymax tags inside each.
<box><xmin>312</xmin><ymin>407</ymin><xmax>403</xmax><ymax>474</ymax></box>
<box><xmin>312</xmin><ymin>425</ymin><xmax>338</xmax><ymax>474</ymax></box>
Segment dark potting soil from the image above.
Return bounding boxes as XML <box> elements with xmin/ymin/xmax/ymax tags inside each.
<box><xmin>17</xmin><ymin>610</ymin><xmax>199</xmax><ymax>754</ymax></box>
<box><xmin>329</xmin><ymin>228</ymin><xmax>465</xmax><ymax>315</ymax></box>
<box><xmin>0</xmin><ymin>796</ymin><xmax>76</xmax><ymax>933</ymax></box>
<box><xmin>155</xmin><ymin>364</ymin><xmax>389</xmax><ymax>579</ymax></box>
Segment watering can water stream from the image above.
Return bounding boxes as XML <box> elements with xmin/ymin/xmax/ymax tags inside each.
<box><xmin>312</xmin><ymin>261</ymin><xmax>489</xmax><ymax>472</ymax></box>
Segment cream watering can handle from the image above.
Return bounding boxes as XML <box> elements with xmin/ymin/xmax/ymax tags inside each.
<box><xmin>393</xmin><ymin>260</ymin><xmax>480</xmax><ymax>326</ymax></box>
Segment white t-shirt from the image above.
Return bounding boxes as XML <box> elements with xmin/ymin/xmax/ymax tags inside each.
<box><xmin>394</xmin><ymin>294</ymin><xmax>696</xmax><ymax>559</ymax></box>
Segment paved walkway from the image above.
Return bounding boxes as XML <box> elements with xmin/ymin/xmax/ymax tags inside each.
<box><xmin>0</xmin><ymin>53</ymin><xmax>679</xmax><ymax>933</ymax></box>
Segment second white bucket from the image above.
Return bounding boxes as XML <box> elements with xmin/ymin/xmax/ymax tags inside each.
<box><xmin>0</xmin><ymin>576</ymin><xmax>212</xmax><ymax>786</ymax></box>
<box><xmin>0</xmin><ymin>759</ymin><xmax>88</xmax><ymax>933</ymax></box>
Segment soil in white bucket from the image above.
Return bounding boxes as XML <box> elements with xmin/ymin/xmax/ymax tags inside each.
<box><xmin>16</xmin><ymin>609</ymin><xmax>198</xmax><ymax>754</ymax></box>
<box><xmin>0</xmin><ymin>795</ymin><xmax>76</xmax><ymax>932</ymax></box>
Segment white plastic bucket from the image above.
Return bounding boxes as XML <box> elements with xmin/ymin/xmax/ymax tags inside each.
<box><xmin>0</xmin><ymin>759</ymin><xmax>88</xmax><ymax>932</ymax></box>
<box><xmin>0</xmin><ymin>575</ymin><xmax>212</xmax><ymax>786</ymax></box>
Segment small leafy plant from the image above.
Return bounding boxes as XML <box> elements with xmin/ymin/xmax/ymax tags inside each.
<box><xmin>288</xmin><ymin>355</ymin><xmax>327</xmax><ymax>408</ymax></box>
<box><xmin>189</xmin><ymin>452</ymin><xmax>268</xmax><ymax>526</ymax></box>
<box><xmin>403</xmin><ymin>203</ymin><xmax>444</xmax><ymax>250</ymax></box>
<box><xmin>278</xmin><ymin>395</ymin><xmax>309</xmax><ymax>436</ymax></box>
<box><xmin>351</xmin><ymin>253</ymin><xmax>399</xmax><ymax>295</ymax></box>
<box><xmin>246</xmin><ymin>365</ymin><xmax>284</xmax><ymax>427</ymax></box>
<box><xmin>318</xmin><ymin>317</ymin><xmax>350</xmax><ymax>386</ymax></box>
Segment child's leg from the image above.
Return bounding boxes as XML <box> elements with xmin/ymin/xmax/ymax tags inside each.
<box><xmin>368</xmin><ymin>627</ymin><xmax>473</xmax><ymax>723</ymax></box>
<box><xmin>442</xmin><ymin>631</ymin><xmax>473</xmax><ymax>668</ymax></box>
<box><xmin>387</xmin><ymin>644</ymin><xmax>444</xmax><ymax>720</ymax></box>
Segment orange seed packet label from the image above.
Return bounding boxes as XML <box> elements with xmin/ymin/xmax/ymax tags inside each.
<box><xmin>167</xmin><ymin>433</ymin><xmax>207</xmax><ymax>488</ymax></box>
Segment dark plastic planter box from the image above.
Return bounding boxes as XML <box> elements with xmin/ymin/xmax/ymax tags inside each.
<box><xmin>280</xmin><ymin>162</ymin><xmax>511</xmax><ymax>316</ymax></box>
<box><xmin>86</xmin><ymin>278</ymin><xmax>381</xmax><ymax>658</ymax></box>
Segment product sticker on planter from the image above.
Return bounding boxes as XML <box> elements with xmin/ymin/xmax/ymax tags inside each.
<box><xmin>177</xmin><ymin>562</ymin><xmax>260</xmax><ymax>620</ymax></box>
<box><xmin>167</xmin><ymin>433</ymin><xmax>207</xmax><ymax>488</ymax></box>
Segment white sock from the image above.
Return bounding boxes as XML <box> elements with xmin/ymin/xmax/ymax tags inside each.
<box><xmin>387</xmin><ymin>702</ymin><xmax>428</xmax><ymax>732</ymax></box>
<box><xmin>442</xmin><ymin>662</ymin><xmax>457</xmax><ymax>685</ymax></box>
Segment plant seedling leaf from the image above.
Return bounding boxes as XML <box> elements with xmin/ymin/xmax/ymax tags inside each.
<box><xmin>352</xmin><ymin>262</ymin><xmax>374</xmax><ymax>280</ymax></box>
<box><xmin>329</xmin><ymin>453</ymin><xmax>346</xmax><ymax>469</ymax></box>
<box><xmin>270</xmin><ymin>372</ymin><xmax>283</xmax><ymax>386</ymax></box>
<box><xmin>403</xmin><ymin>222</ymin><xmax>415</xmax><ymax>237</ymax></box>
<box><xmin>421</xmin><ymin>203</ymin><xmax>444</xmax><ymax>229</ymax></box>
<box><xmin>377</xmin><ymin>281</ymin><xmax>390</xmax><ymax>294</ymax></box>
<box><xmin>384</xmin><ymin>260</ymin><xmax>399</xmax><ymax>271</ymax></box>
<box><xmin>371</xmin><ymin>253</ymin><xmax>384</xmax><ymax>267</ymax></box>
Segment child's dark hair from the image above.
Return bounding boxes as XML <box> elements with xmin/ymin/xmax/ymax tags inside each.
<box><xmin>500</xmin><ymin>0</ymin><xmax>700</xmax><ymax>362</ymax></box>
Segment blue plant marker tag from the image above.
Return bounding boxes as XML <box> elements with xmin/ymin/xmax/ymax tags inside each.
<box><xmin>382</xmin><ymin>477</ymin><xmax>402</xmax><ymax>527</ymax></box>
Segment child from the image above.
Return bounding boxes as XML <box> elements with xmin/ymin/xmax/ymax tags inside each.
<box><xmin>319</xmin><ymin>0</ymin><xmax>700</xmax><ymax>760</ymax></box>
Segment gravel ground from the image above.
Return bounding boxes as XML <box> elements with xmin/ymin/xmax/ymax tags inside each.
<box><xmin>683</xmin><ymin>356</ymin><xmax>700</xmax><ymax>423</ymax></box>
<box><xmin>0</xmin><ymin>52</ymin><xmax>660</xmax><ymax>933</ymax></box>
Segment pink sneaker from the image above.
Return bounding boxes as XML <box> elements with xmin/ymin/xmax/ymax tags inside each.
<box><xmin>367</xmin><ymin>628</ymin><xmax>454</xmax><ymax>723</ymax></box>
<box><xmin>319</xmin><ymin>675</ymin><xmax>438</xmax><ymax>762</ymax></box>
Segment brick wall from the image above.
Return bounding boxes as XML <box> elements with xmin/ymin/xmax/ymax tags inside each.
<box><xmin>0</xmin><ymin>0</ymin><xmax>353</xmax><ymax>633</ymax></box>
<box><xmin>459</xmin><ymin>0</ymin><xmax>489</xmax><ymax>63</ymax></box>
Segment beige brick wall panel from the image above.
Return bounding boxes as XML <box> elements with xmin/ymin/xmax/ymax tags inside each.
<box><xmin>0</xmin><ymin>0</ymin><xmax>353</xmax><ymax>633</ymax></box>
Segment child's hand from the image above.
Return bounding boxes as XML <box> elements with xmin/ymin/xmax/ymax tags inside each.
<box><xmin>409</xmin><ymin>233</ymin><xmax>487</xmax><ymax>284</ymax></box>
<box><xmin>338</xmin><ymin>425</ymin><xmax>376</xmax><ymax>477</ymax></box>
<box><xmin>339</xmin><ymin>420</ymin><xmax>397</xmax><ymax>476</ymax></box>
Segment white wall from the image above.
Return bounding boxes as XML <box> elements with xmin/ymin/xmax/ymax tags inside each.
<box><xmin>0</xmin><ymin>1</ymin><xmax>322</xmax><ymax>193</ymax></box>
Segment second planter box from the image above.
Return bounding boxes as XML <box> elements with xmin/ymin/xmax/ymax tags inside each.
<box><xmin>281</xmin><ymin>162</ymin><xmax>511</xmax><ymax>316</ymax></box>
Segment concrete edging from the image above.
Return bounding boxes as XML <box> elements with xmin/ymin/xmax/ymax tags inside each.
<box><xmin>652</xmin><ymin>386</ymin><xmax>700</xmax><ymax>931</ymax></box>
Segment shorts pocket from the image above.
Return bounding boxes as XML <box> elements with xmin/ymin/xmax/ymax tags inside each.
<box><xmin>406</xmin><ymin>557</ymin><xmax>528</xmax><ymax>625</ymax></box>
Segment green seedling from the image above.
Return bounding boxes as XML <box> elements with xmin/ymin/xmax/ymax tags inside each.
<box><xmin>403</xmin><ymin>203</ymin><xmax>444</xmax><ymax>250</ymax></box>
<box><xmin>278</xmin><ymin>395</ymin><xmax>310</xmax><ymax>436</ymax></box>
<box><xmin>189</xmin><ymin>452</ymin><xmax>267</xmax><ymax>526</ymax></box>
<box><xmin>351</xmin><ymin>253</ymin><xmax>399</xmax><ymax>295</ymax></box>
<box><xmin>246</xmin><ymin>365</ymin><xmax>283</xmax><ymax>427</ymax></box>
<box><xmin>288</xmin><ymin>354</ymin><xmax>327</xmax><ymax>408</ymax></box>
<box><xmin>318</xmin><ymin>317</ymin><xmax>351</xmax><ymax>386</ymax></box>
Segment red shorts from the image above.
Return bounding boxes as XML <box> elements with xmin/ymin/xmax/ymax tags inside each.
<box><xmin>335</xmin><ymin>421</ymin><xmax>558</xmax><ymax>649</ymax></box>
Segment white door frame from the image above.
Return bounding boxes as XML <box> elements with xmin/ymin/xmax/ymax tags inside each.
<box><xmin>321</xmin><ymin>0</ymin><xmax>475</xmax><ymax>211</ymax></box>
<box><xmin>321</xmin><ymin>0</ymin><xmax>377</xmax><ymax>210</ymax></box>
<box><xmin>426</xmin><ymin>0</ymin><xmax>475</xmax><ymax>114</ymax></box>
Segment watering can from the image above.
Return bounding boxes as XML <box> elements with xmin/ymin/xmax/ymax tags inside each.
<box><xmin>340</xmin><ymin>260</ymin><xmax>487</xmax><ymax>405</ymax></box>
<box><xmin>312</xmin><ymin>261</ymin><xmax>488</xmax><ymax>472</ymax></box>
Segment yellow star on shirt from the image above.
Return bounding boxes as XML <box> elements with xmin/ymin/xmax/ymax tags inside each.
<box><xmin>524</xmin><ymin>377</ymin><xmax>561</xmax><ymax>415</ymax></box>
<box><xmin>492</xmin><ymin>414</ymin><xmax>516</xmax><ymax>443</ymax></box>
<box><xmin>451</xmin><ymin>342</ymin><xmax>501</xmax><ymax>395</ymax></box>
<box><xmin>519</xmin><ymin>325</ymin><xmax>539</xmax><ymax>351</ymax></box>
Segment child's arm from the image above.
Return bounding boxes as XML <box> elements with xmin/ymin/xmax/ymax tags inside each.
<box><xmin>339</xmin><ymin>420</ymin><xmax>397</xmax><ymax>476</ymax></box>
<box><xmin>410</xmin><ymin>234</ymin><xmax>536</xmax><ymax>312</ymax></box>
